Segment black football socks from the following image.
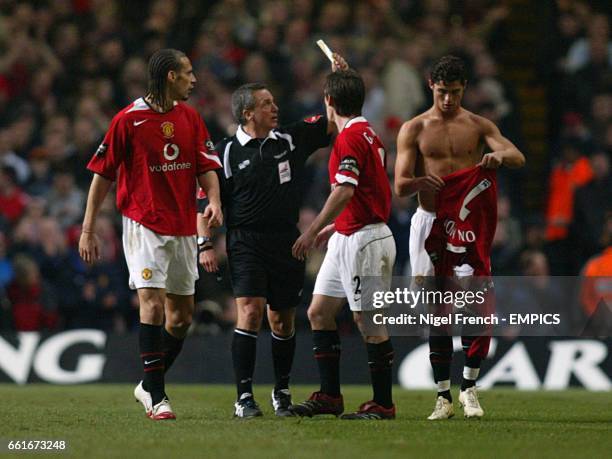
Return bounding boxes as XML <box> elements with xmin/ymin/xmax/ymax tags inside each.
<box><xmin>366</xmin><ymin>340</ymin><xmax>394</xmax><ymax>409</ymax></box>
<box><xmin>232</xmin><ymin>328</ymin><xmax>258</xmax><ymax>399</ymax></box>
<box><xmin>162</xmin><ymin>327</ymin><xmax>184</xmax><ymax>373</ymax></box>
<box><xmin>313</xmin><ymin>330</ymin><xmax>341</xmax><ymax>396</ymax></box>
<box><xmin>140</xmin><ymin>323</ymin><xmax>166</xmax><ymax>405</ymax></box>
<box><xmin>429</xmin><ymin>335</ymin><xmax>453</xmax><ymax>402</ymax></box>
<box><xmin>271</xmin><ymin>331</ymin><xmax>296</xmax><ymax>393</ymax></box>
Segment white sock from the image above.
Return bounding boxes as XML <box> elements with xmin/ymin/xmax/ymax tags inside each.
<box><xmin>437</xmin><ymin>379</ymin><xmax>451</xmax><ymax>392</ymax></box>
<box><xmin>463</xmin><ymin>366</ymin><xmax>480</xmax><ymax>382</ymax></box>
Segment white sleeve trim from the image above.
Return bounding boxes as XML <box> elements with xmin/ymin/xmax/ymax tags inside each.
<box><xmin>201</xmin><ymin>151</ymin><xmax>222</xmax><ymax>168</ymax></box>
<box><xmin>223</xmin><ymin>141</ymin><xmax>233</xmax><ymax>178</ymax></box>
<box><xmin>335</xmin><ymin>173</ymin><xmax>358</xmax><ymax>186</ymax></box>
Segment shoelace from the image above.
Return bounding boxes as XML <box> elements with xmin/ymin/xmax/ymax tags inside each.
<box><xmin>465</xmin><ymin>390</ymin><xmax>479</xmax><ymax>408</ymax></box>
<box><xmin>434</xmin><ymin>397</ymin><xmax>447</xmax><ymax>412</ymax></box>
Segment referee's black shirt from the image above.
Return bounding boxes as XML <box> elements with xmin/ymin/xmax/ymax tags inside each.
<box><xmin>214</xmin><ymin>116</ymin><xmax>330</xmax><ymax>232</ymax></box>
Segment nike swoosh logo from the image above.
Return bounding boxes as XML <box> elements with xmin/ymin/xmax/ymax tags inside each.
<box><xmin>144</xmin><ymin>359</ymin><xmax>160</xmax><ymax>365</ymax></box>
<box><xmin>274</xmin><ymin>151</ymin><xmax>287</xmax><ymax>159</ymax></box>
<box><xmin>134</xmin><ymin>120</ymin><xmax>148</xmax><ymax>126</ymax></box>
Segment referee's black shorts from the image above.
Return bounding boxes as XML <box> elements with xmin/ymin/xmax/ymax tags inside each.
<box><xmin>226</xmin><ymin>228</ymin><xmax>305</xmax><ymax>311</ymax></box>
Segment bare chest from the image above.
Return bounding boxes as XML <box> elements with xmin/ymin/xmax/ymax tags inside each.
<box><xmin>418</xmin><ymin>122</ymin><xmax>482</xmax><ymax>162</ymax></box>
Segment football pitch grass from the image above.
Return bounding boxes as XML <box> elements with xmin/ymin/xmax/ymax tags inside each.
<box><xmin>2</xmin><ymin>385</ymin><xmax>610</xmax><ymax>459</ymax></box>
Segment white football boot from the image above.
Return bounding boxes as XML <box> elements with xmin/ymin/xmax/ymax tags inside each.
<box><xmin>459</xmin><ymin>386</ymin><xmax>484</xmax><ymax>418</ymax></box>
<box><xmin>148</xmin><ymin>398</ymin><xmax>176</xmax><ymax>421</ymax></box>
<box><xmin>427</xmin><ymin>396</ymin><xmax>455</xmax><ymax>420</ymax></box>
<box><xmin>134</xmin><ymin>381</ymin><xmax>153</xmax><ymax>415</ymax></box>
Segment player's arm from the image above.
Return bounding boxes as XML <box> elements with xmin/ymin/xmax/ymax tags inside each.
<box><xmin>197</xmin><ymin>171</ymin><xmax>223</xmax><ymax>228</ymax></box>
<box><xmin>479</xmin><ymin>118</ymin><xmax>526</xmax><ymax>169</ymax></box>
<box><xmin>292</xmin><ymin>184</ymin><xmax>354</xmax><ymax>260</ymax></box>
<box><xmin>394</xmin><ymin>119</ymin><xmax>444</xmax><ymax>197</ymax></box>
<box><xmin>196</xmin><ymin>201</ymin><xmax>217</xmax><ymax>273</ymax></box>
<box><xmin>79</xmin><ymin>173</ymin><xmax>113</xmax><ymax>264</ymax></box>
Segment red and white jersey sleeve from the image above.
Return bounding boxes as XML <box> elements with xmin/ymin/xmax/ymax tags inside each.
<box><xmin>332</xmin><ymin>133</ymin><xmax>364</xmax><ymax>187</ymax></box>
<box><xmin>87</xmin><ymin>113</ymin><xmax>129</xmax><ymax>181</ymax></box>
<box><xmin>196</xmin><ymin>114</ymin><xmax>222</xmax><ymax>175</ymax></box>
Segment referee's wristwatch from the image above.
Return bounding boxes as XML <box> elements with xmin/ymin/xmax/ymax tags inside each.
<box><xmin>197</xmin><ymin>236</ymin><xmax>213</xmax><ymax>252</ymax></box>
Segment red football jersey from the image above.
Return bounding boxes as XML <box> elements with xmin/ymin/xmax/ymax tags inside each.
<box><xmin>425</xmin><ymin>165</ymin><xmax>498</xmax><ymax>276</ymax></box>
<box><xmin>87</xmin><ymin>98</ymin><xmax>222</xmax><ymax>236</ymax></box>
<box><xmin>329</xmin><ymin>117</ymin><xmax>391</xmax><ymax>235</ymax></box>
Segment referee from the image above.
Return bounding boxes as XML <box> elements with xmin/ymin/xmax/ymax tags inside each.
<box><xmin>198</xmin><ymin>56</ymin><xmax>347</xmax><ymax>418</ymax></box>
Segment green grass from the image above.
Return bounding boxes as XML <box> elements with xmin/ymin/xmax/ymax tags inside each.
<box><xmin>2</xmin><ymin>385</ymin><xmax>611</xmax><ymax>458</ymax></box>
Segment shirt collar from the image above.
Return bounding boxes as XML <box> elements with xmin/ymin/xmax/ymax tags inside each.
<box><xmin>236</xmin><ymin>125</ymin><xmax>278</xmax><ymax>146</ymax></box>
<box><xmin>344</xmin><ymin>116</ymin><xmax>368</xmax><ymax>130</ymax></box>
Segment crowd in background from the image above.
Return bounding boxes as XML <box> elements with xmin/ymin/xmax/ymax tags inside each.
<box><xmin>0</xmin><ymin>0</ymin><xmax>610</xmax><ymax>334</ymax></box>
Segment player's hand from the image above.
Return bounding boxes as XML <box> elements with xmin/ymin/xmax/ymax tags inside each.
<box><xmin>292</xmin><ymin>230</ymin><xmax>316</xmax><ymax>261</ymax></box>
<box><xmin>199</xmin><ymin>247</ymin><xmax>218</xmax><ymax>273</ymax></box>
<box><xmin>332</xmin><ymin>53</ymin><xmax>349</xmax><ymax>72</ymax></box>
<box><xmin>204</xmin><ymin>202</ymin><xmax>223</xmax><ymax>228</ymax></box>
<box><xmin>79</xmin><ymin>231</ymin><xmax>100</xmax><ymax>264</ymax></box>
<box><xmin>479</xmin><ymin>152</ymin><xmax>504</xmax><ymax>169</ymax></box>
<box><xmin>416</xmin><ymin>174</ymin><xmax>445</xmax><ymax>192</ymax></box>
<box><xmin>314</xmin><ymin>223</ymin><xmax>335</xmax><ymax>249</ymax></box>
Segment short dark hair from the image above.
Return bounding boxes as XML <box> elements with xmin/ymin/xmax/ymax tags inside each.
<box><xmin>430</xmin><ymin>55</ymin><xmax>467</xmax><ymax>85</ymax></box>
<box><xmin>324</xmin><ymin>70</ymin><xmax>365</xmax><ymax>117</ymax></box>
<box><xmin>147</xmin><ymin>48</ymin><xmax>187</xmax><ymax>109</ymax></box>
<box><xmin>231</xmin><ymin>82</ymin><xmax>268</xmax><ymax>125</ymax></box>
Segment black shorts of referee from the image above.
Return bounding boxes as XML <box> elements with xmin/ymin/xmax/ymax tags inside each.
<box><xmin>227</xmin><ymin>227</ymin><xmax>305</xmax><ymax>311</ymax></box>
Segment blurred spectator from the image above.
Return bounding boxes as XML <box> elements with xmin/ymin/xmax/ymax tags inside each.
<box><xmin>545</xmin><ymin>138</ymin><xmax>594</xmax><ymax>274</ymax></box>
<box><xmin>0</xmin><ymin>231</ymin><xmax>13</xmax><ymax>291</ymax></box>
<box><xmin>0</xmin><ymin>129</ymin><xmax>30</xmax><ymax>184</ymax></box>
<box><xmin>47</xmin><ymin>168</ymin><xmax>85</xmax><ymax>229</ymax></box>
<box><xmin>7</xmin><ymin>254</ymin><xmax>58</xmax><ymax>331</ymax></box>
<box><xmin>0</xmin><ymin>166</ymin><xmax>30</xmax><ymax>226</ymax></box>
<box><xmin>25</xmin><ymin>148</ymin><xmax>54</xmax><ymax>196</ymax></box>
<box><xmin>565</xmin><ymin>13</ymin><xmax>612</xmax><ymax>73</ymax></box>
<box><xmin>496</xmin><ymin>250</ymin><xmax>567</xmax><ymax>337</ymax></box>
<box><xmin>571</xmin><ymin>151</ymin><xmax>612</xmax><ymax>264</ymax></box>
<box><xmin>491</xmin><ymin>195</ymin><xmax>522</xmax><ymax>274</ymax></box>
<box><xmin>578</xmin><ymin>213</ymin><xmax>612</xmax><ymax>335</ymax></box>
<box><xmin>382</xmin><ymin>41</ymin><xmax>426</xmax><ymax>122</ymax></box>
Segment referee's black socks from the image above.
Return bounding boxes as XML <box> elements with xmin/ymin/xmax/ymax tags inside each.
<box><xmin>232</xmin><ymin>328</ymin><xmax>258</xmax><ymax>399</ymax></box>
<box><xmin>140</xmin><ymin>323</ymin><xmax>166</xmax><ymax>405</ymax></box>
<box><xmin>313</xmin><ymin>330</ymin><xmax>341</xmax><ymax>396</ymax></box>
<box><xmin>271</xmin><ymin>331</ymin><xmax>296</xmax><ymax>393</ymax></box>
<box><xmin>366</xmin><ymin>340</ymin><xmax>394</xmax><ymax>409</ymax></box>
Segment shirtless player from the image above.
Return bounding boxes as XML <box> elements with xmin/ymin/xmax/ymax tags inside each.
<box><xmin>394</xmin><ymin>55</ymin><xmax>525</xmax><ymax>420</ymax></box>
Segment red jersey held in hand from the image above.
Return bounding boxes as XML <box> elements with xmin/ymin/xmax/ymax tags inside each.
<box><xmin>87</xmin><ymin>98</ymin><xmax>222</xmax><ymax>236</ymax></box>
<box><xmin>425</xmin><ymin>165</ymin><xmax>497</xmax><ymax>276</ymax></box>
<box><xmin>329</xmin><ymin>116</ymin><xmax>391</xmax><ymax>235</ymax></box>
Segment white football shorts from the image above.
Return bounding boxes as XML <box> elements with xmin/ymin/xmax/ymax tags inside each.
<box><xmin>313</xmin><ymin>223</ymin><xmax>396</xmax><ymax>311</ymax></box>
<box><xmin>409</xmin><ymin>207</ymin><xmax>436</xmax><ymax>276</ymax></box>
<box><xmin>122</xmin><ymin>216</ymin><xmax>198</xmax><ymax>295</ymax></box>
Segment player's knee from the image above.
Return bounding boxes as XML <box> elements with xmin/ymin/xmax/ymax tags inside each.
<box><xmin>167</xmin><ymin>314</ymin><xmax>192</xmax><ymax>336</ymax></box>
<box><xmin>239</xmin><ymin>304</ymin><xmax>263</xmax><ymax>330</ymax></box>
<box><xmin>307</xmin><ymin>304</ymin><xmax>331</xmax><ymax>328</ymax></box>
<box><xmin>140</xmin><ymin>299</ymin><xmax>165</xmax><ymax>324</ymax></box>
<box><xmin>270</xmin><ymin>319</ymin><xmax>294</xmax><ymax>337</ymax></box>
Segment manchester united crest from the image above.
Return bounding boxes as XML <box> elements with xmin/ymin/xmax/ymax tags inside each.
<box><xmin>161</xmin><ymin>121</ymin><xmax>175</xmax><ymax>139</ymax></box>
<box><xmin>142</xmin><ymin>268</ymin><xmax>153</xmax><ymax>280</ymax></box>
